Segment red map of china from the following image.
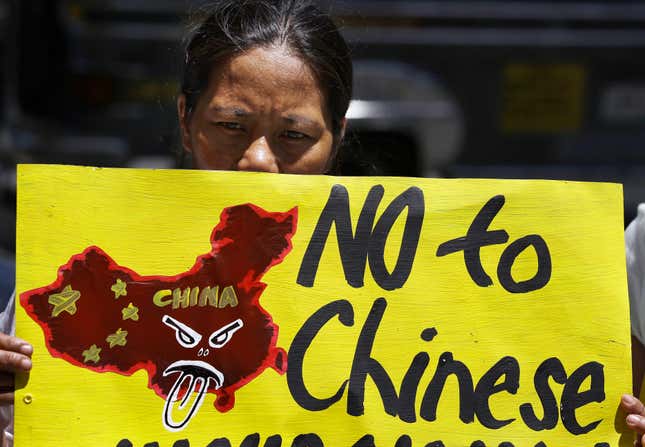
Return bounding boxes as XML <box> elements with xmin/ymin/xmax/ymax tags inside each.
<box><xmin>20</xmin><ymin>204</ymin><xmax>297</xmax><ymax>431</ymax></box>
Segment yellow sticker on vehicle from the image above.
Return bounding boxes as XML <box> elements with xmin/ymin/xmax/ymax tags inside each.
<box><xmin>502</xmin><ymin>63</ymin><xmax>586</xmax><ymax>133</ymax></box>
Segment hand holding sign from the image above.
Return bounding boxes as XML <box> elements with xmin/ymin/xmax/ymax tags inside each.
<box><xmin>0</xmin><ymin>332</ymin><xmax>32</xmax><ymax>404</ymax></box>
<box><xmin>621</xmin><ymin>394</ymin><xmax>645</xmax><ymax>446</ymax></box>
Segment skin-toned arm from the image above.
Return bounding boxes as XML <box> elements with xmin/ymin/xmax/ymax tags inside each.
<box><xmin>0</xmin><ymin>333</ymin><xmax>32</xmax><ymax>404</ymax></box>
<box><xmin>621</xmin><ymin>337</ymin><xmax>645</xmax><ymax>446</ymax></box>
<box><xmin>634</xmin><ymin>336</ymin><xmax>645</xmax><ymax>399</ymax></box>
<box><xmin>624</xmin><ymin>206</ymin><xmax>645</xmax><ymax>445</ymax></box>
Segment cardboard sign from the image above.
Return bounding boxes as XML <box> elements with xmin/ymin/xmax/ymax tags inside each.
<box><xmin>15</xmin><ymin>164</ymin><xmax>631</xmax><ymax>447</ymax></box>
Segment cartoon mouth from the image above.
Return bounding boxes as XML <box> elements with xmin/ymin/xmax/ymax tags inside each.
<box><xmin>161</xmin><ymin>360</ymin><xmax>224</xmax><ymax>431</ymax></box>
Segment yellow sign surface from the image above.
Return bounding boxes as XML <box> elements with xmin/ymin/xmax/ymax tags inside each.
<box><xmin>16</xmin><ymin>165</ymin><xmax>631</xmax><ymax>447</ymax></box>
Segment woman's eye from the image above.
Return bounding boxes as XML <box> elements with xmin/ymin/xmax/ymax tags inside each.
<box><xmin>217</xmin><ymin>122</ymin><xmax>244</xmax><ymax>131</ymax></box>
<box><xmin>283</xmin><ymin>130</ymin><xmax>308</xmax><ymax>140</ymax></box>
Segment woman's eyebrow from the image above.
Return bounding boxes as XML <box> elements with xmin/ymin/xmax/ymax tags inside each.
<box><xmin>283</xmin><ymin>114</ymin><xmax>321</xmax><ymax>128</ymax></box>
<box><xmin>210</xmin><ymin>105</ymin><xmax>251</xmax><ymax>117</ymax></box>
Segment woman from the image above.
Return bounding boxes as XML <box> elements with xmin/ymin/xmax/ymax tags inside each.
<box><xmin>0</xmin><ymin>0</ymin><xmax>352</xmax><ymax>444</ymax></box>
<box><xmin>4</xmin><ymin>0</ymin><xmax>645</xmax><ymax>444</ymax></box>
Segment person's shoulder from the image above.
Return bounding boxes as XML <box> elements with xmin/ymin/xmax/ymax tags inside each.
<box><xmin>0</xmin><ymin>290</ymin><xmax>14</xmax><ymax>335</ymax></box>
<box><xmin>634</xmin><ymin>203</ymin><xmax>645</xmax><ymax>225</ymax></box>
<box><xmin>627</xmin><ymin>204</ymin><xmax>645</xmax><ymax>250</ymax></box>
<box><xmin>626</xmin><ymin>204</ymin><xmax>645</xmax><ymax>283</ymax></box>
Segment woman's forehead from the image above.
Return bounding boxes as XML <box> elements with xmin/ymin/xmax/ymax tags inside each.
<box><xmin>203</xmin><ymin>47</ymin><xmax>326</xmax><ymax>112</ymax></box>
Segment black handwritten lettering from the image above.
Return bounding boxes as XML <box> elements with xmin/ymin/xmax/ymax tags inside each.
<box><xmin>437</xmin><ymin>195</ymin><xmax>551</xmax><ymax>293</ymax></box>
<box><xmin>474</xmin><ymin>356</ymin><xmax>520</xmax><ymax>429</ymax></box>
<box><xmin>367</xmin><ymin>187</ymin><xmax>424</xmax><ymax>291</ymax></box>
<box><xmin>240</xmin><ymin>434</ymin><xmax>261</xmax><ymax>447</ymax></box>
<box><xmin>352</xmin><ymin>435</ymin><xmax>375</xmax><ymax>447</ymax></box>
<box><xmin>292</xmin><ymin>434</ymin><xmax>323</xmax><ymax>447</ymax></box>
<box><xmin>420</xmin><ymin>352</ymin><xmax>475</xmax><ymax>423</ymax></box>
<box><xmin>298</xmin><ymin>185</ymin><xmax>382</xmax><ymax>288</ymax></box>
<box><xmin>286</xmin><ymin>298</ymin><xmax>605</xmax><ymax>438</ymax></box>
<box><xmin>395</xmin><ymin>435</ymin><xmax>412</xmax><ymax>447</ymax></box>
<box><xmin>520</xmin><ymin>358</ymin><xmax>567</xmax><ymax>430</ymax></box>
<box><xmin>206</xmin><ymin>438</ymin><xmax>231</xmax><ymax>447</ymax></box>
<box><xmin>287</xmin><ymin>300</ymin><xmax>353</xmax><ymax>410</ymax></box>
<box><xmin>561</xmin><ymin>362</ymin><xmax>605</xmax><ymax>435</ymax></box>
<box><xmin>238</xmin><ymin>434</ymin><xmax>284</xmax><ymax>447</ymax></box>
<box><xmin>398</xmin><ymin>352</ymin><xmax>430</xmax><ymax>423</ymax></box>
<box><xmin>497</xmin><ymin>236</ymin><xmax>551</xmax><ymax>293</ymax></box>
<box><xmin>348</xmin><ymin>297</ymin><xmax>398</xmax><ymax>416</ymax></box>
<box><xmin>436</xmin><ymin>195</ymin><xmax>508</xmax><ymax>287</ymax></box>
<box><xmin>265</xmin><ymin>435</ymin><xmax>283</xmax><ymax>447</ymax></box>
<box><xmin>298</xmin><ymin>185</ymin><xmax>424</xmax><ymax>291</ymax></box>
<box><xmin>421</xmin><ymin>328</ymin><xmax>438</xmax><ymax>341</ymax></box>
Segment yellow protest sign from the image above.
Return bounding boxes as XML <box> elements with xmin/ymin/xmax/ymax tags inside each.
<box><xmin>16</xmin><ymin>164</ymin><xmax>631</xmax><ymax>447</ymax></box>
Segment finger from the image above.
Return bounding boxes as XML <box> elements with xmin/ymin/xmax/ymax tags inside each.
<box><xmin>0</xmin><ymin>372</ymin><xmax>13</xmax><ymax>389</ymax></box>
<box><xmin>623</xmin><ymin>394</ymin><xmax>645</xmax><ymax>415</ymax></box>
<box><xmin>0</xmin><ymin>349</ymin><xmax>32</xmax><ymax>373</ymax></box>
<box><xmin>0</xmin><ymin>333</ymin><xmax>32</xmax><ymax>357</ymax></box>
<box><xmin>0</xmin><ymin>391</ymin><xmax>13</xmax><ymax>405</ymax></box>
<box><xmin>627</xmin><ymin>413</ymin><xmax>645</xmax><ymax>434</ymax></box>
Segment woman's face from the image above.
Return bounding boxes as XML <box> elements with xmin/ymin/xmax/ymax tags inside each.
<box><xmin>178</xmin><ymin>46</ymin><xmax>340</xmax><ymax>174</ymax></box>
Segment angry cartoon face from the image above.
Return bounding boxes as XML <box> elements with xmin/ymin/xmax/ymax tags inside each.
<box><xmin>159</xmin><ymin>314</ymin><xmax>244</xmax><ymax>430</ymax></box>
<box><xmin>20</xmin><ymin>204</ymin><xmax>296</xmax><ymax>431</ymax></box>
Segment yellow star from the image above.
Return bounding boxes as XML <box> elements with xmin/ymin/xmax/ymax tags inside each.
<box><xmin>122</xmin><ymin>303</ymin><xmax>139</xmax><ymax>321</ymax></box>
<box><xmin>106</xmin><ymin>328</ymin><xmax>128</xmax><ymax>348</ymax></box>
<box><xmin>82</xmin><ymin>344</ymin><xmax>101</xmax><ymax>363</ymax></box>
<box><xmin>48</xmin><ymin>285</ymin><xmax>81</xmax><ymax>317</ymax></box>
<box><xmin>111</xmin><ymin>278</ymin><xmax>127</xmax><ymax>299</ymax></box>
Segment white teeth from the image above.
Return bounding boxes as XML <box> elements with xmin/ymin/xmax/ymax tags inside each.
<box><xmin>163</xmin><ymin>360</ymin><xmax>224</xmax><ymax>386</ymax></box>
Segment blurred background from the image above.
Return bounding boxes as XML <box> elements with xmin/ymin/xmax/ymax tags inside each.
<box><xmin>0</xmin><ymin>0</ymin><xmax>644</xmax><ymax>298</ymax></box>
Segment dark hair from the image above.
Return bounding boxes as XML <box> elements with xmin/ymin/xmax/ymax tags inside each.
<box><xmin>181</xmin><ymin>0</ymin><xmax>352</xmax><ymax>145</ymax></box>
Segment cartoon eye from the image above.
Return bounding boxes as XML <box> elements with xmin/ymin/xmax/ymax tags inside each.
<box><xmin>162</xmin><ymin>315</ymin><xmax>202</xmax><ymax>348</ymax></box>
<box><xmin>209</xmin><ymin>319</ymin><xmax>244</xmax><ymax>349</ymax></box>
